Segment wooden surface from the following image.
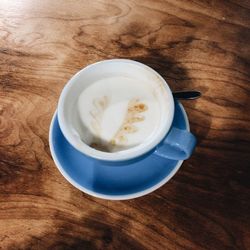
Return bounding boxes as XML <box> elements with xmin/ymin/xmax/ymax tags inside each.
<box><xmin>0</xmin><ymin>0</ymin><xmax>250</xmax><ymax>249</ymax></box>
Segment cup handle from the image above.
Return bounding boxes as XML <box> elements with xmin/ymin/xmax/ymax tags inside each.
<box><xmin>154</xmin><ymin>127</ymin><xmax>196</xmax><ymax>160</ymax></box>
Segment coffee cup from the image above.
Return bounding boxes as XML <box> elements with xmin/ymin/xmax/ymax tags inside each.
<box><xmin>57</xmin><ymin>59</ymin><xmax>196</xmax><ymax>164</ymax></box>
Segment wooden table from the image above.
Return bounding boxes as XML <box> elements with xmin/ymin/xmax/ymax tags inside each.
<box><xmin>0</xmin><ymin>0</ymin><xmax>250</xmax><ymax>249</ymax></box>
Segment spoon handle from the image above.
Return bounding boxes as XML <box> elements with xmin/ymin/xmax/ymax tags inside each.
<box><xmin>173</xmin><ymin>91</ymin><xmax>201</xmax><ymax>100</ymax></box>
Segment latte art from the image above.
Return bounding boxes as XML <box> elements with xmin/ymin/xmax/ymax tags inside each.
<box><xmin>76</xmin><ymin>76</ymin><xmax>165</xmax><ymax>152</ymax></box>
<box><xmin>89</xmin><ymin>97</ymin><xmax>148</xmax><ymax>152</ymax></box>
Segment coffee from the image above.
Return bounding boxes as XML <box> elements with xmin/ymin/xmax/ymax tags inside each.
<box><xmin>58</xmin><ymin>59</ymin><xmax>175</xmax><ymax>160</ymax></box>
<box><xmin>76</xmin><ymin>76</ymin><xmax>168</xmax><ymax>152</ymax></box>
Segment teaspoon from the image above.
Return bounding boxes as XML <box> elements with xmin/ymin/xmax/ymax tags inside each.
<box><xmin>173</xmin><ymin>90</ymin><xmax>201</xmax><ymax>100</ymax></box>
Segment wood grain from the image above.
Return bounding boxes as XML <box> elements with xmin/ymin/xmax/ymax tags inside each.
<box><xmin>0</xmin><ymin>0</ymin><xmax>250</xmax><ymax>249</ymax></box>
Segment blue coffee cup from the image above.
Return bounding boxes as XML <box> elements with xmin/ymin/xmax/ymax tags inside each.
<box><xmin>57</xmin><ymin>59</ymin><xmax>196</xmax><ymax>165</ymax></box>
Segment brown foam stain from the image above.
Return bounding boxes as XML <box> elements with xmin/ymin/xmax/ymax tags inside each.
<box><xmin>152</xmin><ymin>74</ymin><xmax>166</xmax><ymax>99</ymax></box>
<box><xmin>141</xmin><ymin>66</ymin><xmax>166</xmax><ymax>100</ymax></box>
<box><xmin>90</xmin><ymin>96</ymin><xmax>109</xmax><ymax>135</ymax></box>
<box><xmin>111</xmin><ymin>98</ymin><xmax>148</xmax><ymax>147</ymax></box>
<box><xmin>89</xmin><ymin>96</ymin><xmax>111</xmax><ymax>152</ymax></box>
<box><xmin>89</xmin><ymin>142</ymin><xmax>110</xmax><ymax>152</ymax></box>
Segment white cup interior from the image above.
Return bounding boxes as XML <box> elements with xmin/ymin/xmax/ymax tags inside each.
<box><xmin>58</xmin><ymin>59</ymin><xmax>174</xmax><ymax>161</ymax></box>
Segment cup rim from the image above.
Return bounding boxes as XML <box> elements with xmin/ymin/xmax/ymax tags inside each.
<box><xmin>58</xmin><ymin>59</ymin><xmax>175</xmax><ymax>162</ymax></box>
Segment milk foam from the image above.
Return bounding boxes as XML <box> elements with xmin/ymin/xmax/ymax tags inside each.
<box><xmin>77</xmin><ymin>76</ymin><xmax>164</xmax><ymax>152</ymax></box>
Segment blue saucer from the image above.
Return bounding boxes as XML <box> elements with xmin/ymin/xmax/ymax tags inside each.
<box><xmin>49</xmin><ymin>101</ymin><xmax>189</xmax><ymax>200</ymax></box>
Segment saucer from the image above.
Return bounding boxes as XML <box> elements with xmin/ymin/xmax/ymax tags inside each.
<box><xmin>49</xmin><ymin>101</ymin><xmax>189</xmax><ymax>200</ymax></box>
